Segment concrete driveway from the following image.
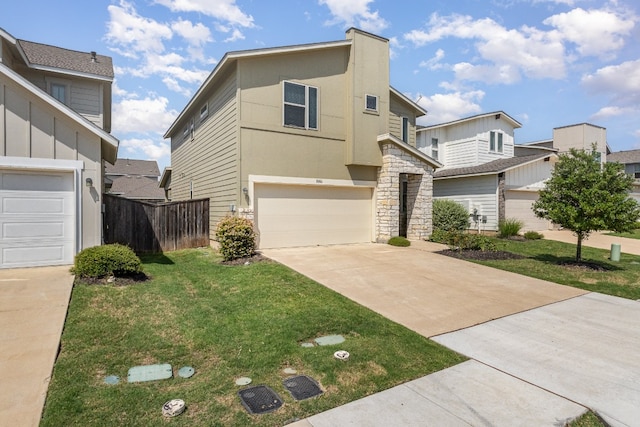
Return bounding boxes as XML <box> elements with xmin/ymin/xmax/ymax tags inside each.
<box><xmin>263</xmin><ymin>241</ymin><xmax>585</xmax><ymax>337</ymax></box>
<box><xmin>266</xmin><ymin>242</ymin><xmax>638</xmax><ymax>426</ymax></box>
<box><xmin>0</xmin><ymin>266</ymin><xmax>74</xmax><ymax>427</ymax></box>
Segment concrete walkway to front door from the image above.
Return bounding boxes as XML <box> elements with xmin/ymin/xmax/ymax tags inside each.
<box><xmin>263</xmin><ymin>241</ymin><xmax>585</xmax><ymax>337</ymax></box>
<box><xmin>0</xmin><ymin>266</ymin><xmax>74</xmax><ymax>427</ymax></box>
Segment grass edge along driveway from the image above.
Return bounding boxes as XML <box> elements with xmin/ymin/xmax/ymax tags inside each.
<box><xmin>41</xmin><ymin>248</ymin><xmax>465</xmax><ymax>427</ymax></box>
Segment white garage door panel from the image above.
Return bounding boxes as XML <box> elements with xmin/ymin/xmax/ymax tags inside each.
<box><xmin>505</xmin><ymin>191</ymin><xmax>549</xmax><ymax>232</ymax></box>
<box><xmin>256</xmin><ymin>184</ymin><xmax>372</xmax><ymax>248</ymax></box>
<box><xmin>0</xmin><ymin>170</ymin><xmax>75</xmax><ymax>268</ymax></box>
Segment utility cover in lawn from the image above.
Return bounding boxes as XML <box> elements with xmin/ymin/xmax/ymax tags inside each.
<box><xmin>283</xmin><ymin>375</ymin><xmax>323</xmax><ymax>401</ymax></box>
<box><xmin>238</xmin><ymin>385</ymin><xmax>283</xmax><ymax>415</ymax></box>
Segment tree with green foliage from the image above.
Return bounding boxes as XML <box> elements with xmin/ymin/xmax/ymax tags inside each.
<box><xmin>533</xmin><ymin>146</ymin><xmax>640</xmax><ymax>261</ymax></box>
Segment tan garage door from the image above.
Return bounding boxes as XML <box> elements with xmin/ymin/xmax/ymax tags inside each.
<box><xmin>505</xmin><ymin>190</ymin><xmax>549</xmax><ymax>232</ymax></box>
<box><xmin>0</xmin><ymin>170</ymin><xmax>75</xmax><ymax>268</ymax></box>
<box><xmin>255</xmin><ymin>184</ymin><xmax>373</xmax><ymax>248</ymax></box>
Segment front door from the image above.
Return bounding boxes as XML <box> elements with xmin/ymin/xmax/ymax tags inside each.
<box><xmin>399</xmin><ymin>175</ymin><xmax>408</xmax><ymax>237</ymax></box>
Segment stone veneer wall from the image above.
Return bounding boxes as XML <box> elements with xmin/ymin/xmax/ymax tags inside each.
<box><xmin>376</xmin><ymin>143</ymin><xmax>434</xmax><ymax>241</ymax></box>
<box><xmin>497</xmin><ymin>173</ymin><xmax>505</xmax><ymax>223</ymax></box>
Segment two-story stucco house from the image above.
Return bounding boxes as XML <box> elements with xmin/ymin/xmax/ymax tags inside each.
<box><xmin>417</xmin><ymin>112</ymin><xmax>557</xmax><ymax>232</ymax></box>
<box><xmin>0</xmin><ymin>28</ymin><xmax>118</xmax><ymax>268</ymax></box>
<box><xmin>163</xmin><ymin>28</ymin><xmax>441</xmax><ymax>248</ymax></box>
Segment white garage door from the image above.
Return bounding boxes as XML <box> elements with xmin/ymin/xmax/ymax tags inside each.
<box><xmin>505</xmin><ymin>190</ymin><xmax>549</xmax><ymax>232</ymax></box>
<box><xmin>255</xmin><ymin>184</ymin><xmax>373</xmax><ymax>248</ymax></box>
<box><xmin>0</xmin><ymin>170</ymin><xmax>75</xmax><ymax>268</ymax></box>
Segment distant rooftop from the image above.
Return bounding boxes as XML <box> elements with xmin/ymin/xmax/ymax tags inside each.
<box><xmin>108</xmin><ymin>176</ymin><xmax>165</xmax><ymax>200</ymax></box>
<box><xmin>607</xmin><ymin>149</ymin><xmax>640</xmax><ymax>164</ymax></box>
<box><xmin>105</xmin><ymin>159</ymin><xmax>160</xmax><ymax>177</ymax></box>
<box><xmin>434</xmin><ymin>153</ymin><xmax>553</xmax><ymax>179</ymax></box>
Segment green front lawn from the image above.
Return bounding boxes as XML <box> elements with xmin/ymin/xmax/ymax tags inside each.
<box><xmin>474</xmin><ymin>238</ymin><xmax>640</xmax><ymax>300</ymax></box>
<box><xmin>41</xmin><ymin>248</ymin><xmax>464</xmax><ymax>426</ymax></box>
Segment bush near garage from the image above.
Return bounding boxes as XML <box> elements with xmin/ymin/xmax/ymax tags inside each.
<box><xmin>72</xmin><ymin>244</ymin><xmax>143</xmax><ymax>279</ymax></box>
<box><xmin>433</xmin><ymin>199</ymin><xmax>469</xmax><ymax>232</ymax></box>
<box><xmin>388</xmin><ymin>236</ymin><xmax>411</xmax><ymax>247</ymax></box>
<box><xmin>215</xmin><ymin>216</ymin><xmax>257</xmax><ymax>261</ymax></box>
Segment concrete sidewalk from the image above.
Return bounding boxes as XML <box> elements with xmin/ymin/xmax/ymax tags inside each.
<box><xmin>544</xmin><ymin>229</ymin><xmax>640</xmax><ymax>256</ymax></box>
<box><xmin>0</xmin><ymin>266</ymin><xmax>74</xmax><ymax>427</ymax></box>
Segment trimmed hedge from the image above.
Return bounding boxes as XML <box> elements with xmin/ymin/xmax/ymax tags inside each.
<box><xmin>215</xmin><ymin>216</ymin><xmax>257</xmax><ymax>261</ymax></box>
<box><xmin>388</xmin><ymin>236</ymin><xmax>411</xmax><ymax>247</ymax></box>
<box><xmin>72</xmin><ymin>244</ymin><xmax>143</xmax><ymax>278</ymax></box>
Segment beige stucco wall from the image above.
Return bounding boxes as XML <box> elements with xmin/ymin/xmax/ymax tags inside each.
<box><xmin>553</xmin><ymin>124</ymin><xmax>607</xmax><ymax>156</ymax></box>
<box><xmin>389</xmin><ymin>93</ymin><xmax>417</xmax><ymax>148</ymax></box>
<box><xmin>0</xmin><ymin>72</ymin><xmax>103</xmax><ymax>250</ymax></box>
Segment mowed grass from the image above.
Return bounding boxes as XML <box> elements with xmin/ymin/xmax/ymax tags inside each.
<box><xmin>41</xmin><ymin>248</ymin><xmax>465</xmax><ymax>426</ymax></box>
<box><xmin>605</xmin><ymin>229</ymin><xmax>640</xmax><ymax>239</ymax></box>
<box><xmin>474</xmin><ymin>238</ymin><xmax>640</xmax><ymax>300</ymax></box>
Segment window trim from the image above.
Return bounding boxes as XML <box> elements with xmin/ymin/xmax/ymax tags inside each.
<box><xmin>47</xmin><ymin>79</ymin><xmax>70</xmax><ymax>105</ymax></box>
<box><xmin>199</xmin><ymin>103</ymin><xmax>209</xmax><ymax>122</ymax></box>
<box><xmin>431</xmin><ymin>137</ymin><xmax>439</xmax><ymax>160</ymax></box>
<box><xmin>365</xmin><ymin>94</ymin><xmax>378</xmax><ymax>112</ymax></box>
<box><xmin>489</xmin><ymin>131</ymin><xmax>504</xmax><ymax>153</ymax></box>
<box><xmin>282</xmin><ymin>80</ymin><xmax>318</xmax><ymax>130</ymax></box>
<box><xmin>401</xmin><ymin>116</ymin><xmax>410</xmax><ymax>143</ymax></box>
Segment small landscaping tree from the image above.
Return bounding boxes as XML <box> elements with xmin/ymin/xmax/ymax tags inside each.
<box><xmin>533</xmin><ymin>146</ymin><xmax>640</xmax><ymax>261</ymax></box>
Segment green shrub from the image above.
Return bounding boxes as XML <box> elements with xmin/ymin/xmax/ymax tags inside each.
<box><xmin>215</xmin><ymin>216</ymin><xmax>257</xmax><ymax>261</ymax></box>
<box><xmin>388</xmin><ymin>236</ymin><xmax>410</xmax><ymax>247</ymax></box>
<box><xmin>429</xmin><ymin>228</ymin><xmax>449</xmax><ymax>243</ymax></box>
<box><xmin>442</xmin><ymin>231</ymin><xmax>497</xmax><ymax>252</ymax></box>
<box><xmin>498</xmin><ymin>218</ymin><xmax>524</xmax><ymax>238</ymax></box>
<box><xmin>72</xmin><ymin>244</ymin><xmax>142</xmax><ymax>278</ymax></box>
<box><xmin>433</xmin><ymin>199</ymin><xmax>469</xmax><ymax>231</ymax></box>
<box><xmin>524</xmin><ymin>231</ymin><xmax>544</xmax><ymax>240</ymax></box>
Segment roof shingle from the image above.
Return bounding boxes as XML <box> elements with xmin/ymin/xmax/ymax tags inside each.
<box><xmin>105</xmin><ymin>159</ymin><xmax>160</xmax><ymax>177</ymax></box>
<box><xmin>607</xmin><ymin>150</ymin><xmax>640</xmax><ymax>164</ymax></box>
<box><xmin>17</xmin><ymin>39</ymin><xmax>113</xmax><ymax>79</ymax></box>
<box><xmin>434</xmin><ymin>153</ymin><xmax>552</xmax><ymax>179</ymax></box>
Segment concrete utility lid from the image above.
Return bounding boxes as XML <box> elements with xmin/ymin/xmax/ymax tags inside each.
<box><xmin>178</xmin><ymin>366</ymin><xmax>195</xmax><ymax>378</ymax></box>
<box><xmin>314</xmin><ymin>334</ymin><xmax>345</xmax><ymax>346</ymax></box>
<box><xmin>104</xmin><ymin>375</ymin><xmax>120</xmax><ymax>385</ymax></box>
<box><xmin>127</xmin><ymin>364</ymin><xmax>173</xmax><ymax>383</ymax></box>
<box><xmin>235</xmin><ymin>377</ymin><xmax>252</xmax><ymax>386</ymax></box>
<box><xmin>283</xmin><ymin>368</ymin><xmax>297</xmax><ymax>375</ymax></box>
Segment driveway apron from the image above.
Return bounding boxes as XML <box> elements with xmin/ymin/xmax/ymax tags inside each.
<box><xmin>0</xmin><ymin>266</ymin><xmax>74</xmax><ymax>427</ymax></box>
<box><xmin>262</xmin><ymin>242</ymin><xmax>586</xmax><ymax>337</ymax></box>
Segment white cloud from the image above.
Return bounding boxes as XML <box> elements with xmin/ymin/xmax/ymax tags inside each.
<box><xmin>120</xmin><ymin>138</ymin><xmax>171</xmax><ymax>160</ymax></box>
<box><xmin>543</xmin><ymin>7</ymin><xmax>635</xmax><ymax>58</ymax></box>
<box><xmin>582</xmin><ymin>59</ymin><xmax>640</xmax><ymax>103</ymax></box>
<box><xmin>153</xmin><ymin>0</ymin><xmax>254</xmax><ymax>28</ymax></box>
<box><xmin>419</xmin><ymin>49</ymin><xmax>445</xmax><ymax>70</ymax></box>
<box><xmin>224</xmin><ymin>28</ymin><xmax>245</xmax><ymax>42</ymax></box>
<box><xmin>318</xmin><ymin>0</ymin><xmax>389</xmax><ymax>33</ymax></box>
<box><xmin>106</xmin><ymin>1</ymin><xmax>173</xmax><ymax>55</ymax></box>
<box><xmin>112</xmin><ymin>96</ymin><xmax>178</xmax><ymax>135</ymax></box>
<box><xmin>414</xmin><ymin>90</ymin><xmax>485</xmax><ymax>125</ymax></box>
<box><xmin>404</xmin><ymin>13</ymin><xmax>566</xmax><ymax>83</ymax></box>
<box><xmin>590</xmin><ymin>106</ymin><xmax>639</xmax><ymax>121</ymax></box>
<box><xmin>171</xmin><ymin>19</ymin><xmax>213</xmax><ymax>47</ymax></box>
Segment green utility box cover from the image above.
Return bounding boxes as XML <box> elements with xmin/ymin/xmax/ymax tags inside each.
<box><xmin>128</xmin><ymin>363</ymin><xmax>173</xmax><ymax>383</ymax></box>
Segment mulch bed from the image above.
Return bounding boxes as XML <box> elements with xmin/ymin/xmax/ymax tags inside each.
<box><xmin>220</xmin><ymin>253</ymin><xmax>270</xmax><ymax>266</ymax></box>
<box><xmin>438</xmin><ymin>249</ymin><xmax>526</xmax><ymax>261</ymax></box>
<box><xmin>558</xmin><ymin>261</ymin><xmax>611</xmax><ymax>271</ymax></box>
<box><xmin>75</xmin><ymin>272</ymin><xmax>150</xmax><ymax>286</ymax></box>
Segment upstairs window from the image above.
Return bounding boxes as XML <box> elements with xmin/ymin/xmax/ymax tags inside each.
<box><xmin>50</xmin><ymin>83</ymin><xmax>67</xmax><ymax>104</ymax></box>
<box><xmin>365</xmin><ymin>94</ymin><xmax>378</xmax><ymax>112</ymax></box>
<box><xmin>431</xmin><ymin>138</ymin><xmax>439</xmax><ymax>160</ymax></box>
<box><xmin>489</xmin><ymin>131</ymin><xmax>503</xmax><ymax>153</ymax></box>
<box><xmin>199</xmin><ymin>103</ymin><xmax>209</xmax><ymax>122</ymax></box>
<box><xmin>401</xmin><ymin>117</ymin><xmax>409</xmax><ymax>143</ymax></box>
<box><xmin>283</xmin><ymin>81</ymin><xmax>317</xmax><ymax>130</ymax></box>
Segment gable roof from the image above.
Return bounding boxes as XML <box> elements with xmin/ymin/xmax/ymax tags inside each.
<box><xmin>390</xmin><ymin>87</ymin><xmax>427</xmax><ymax>116</ymax></box>
<box><xmin>607</xmin><ymin>149</ymin><xmax>640</xmax><ymax>164</ymax></box>
<box><xmin>108</xmin><ymin>176</ymin><xmax>165</xmax><ymax>200</ymax></box>
<box><xmin>418</xmin><ymin>111</ymin><xmax>522</xmax><ymax>132</ymax></box>
<box><xmin>105</xmin><ymin>159</ymin><xmax>161</xmax><ymax>177</ymax></box>
<box><xmin>0</xmin><ymin>63</ymin><xmax>118</xmax><ymax>163</ymax></box>
<box><xmin>377</xmin><ymin>133</ymin><xmax>443</xmax><ymax>169</ymax></box>
<box><xmin>17</xmin><ymin>40</ymin><xmax>114</xmax><ymax>81</ymax></box>
<box><xmin>434</xmin><ymin>153</ymin><xmax>554</xmax><ymax>179</ymax></box>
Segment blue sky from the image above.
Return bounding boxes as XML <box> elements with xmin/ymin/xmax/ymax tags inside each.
<box><xmin>3</xmin><ymin>0</ymin><xmax>639</xmax><ymax>171</ymax></box>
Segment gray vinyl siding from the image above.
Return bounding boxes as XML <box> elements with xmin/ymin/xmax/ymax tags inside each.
<box><xmin>170</xmin><ymin>70</ymin><xmax>238</xmax><ymax>239</ymax></box>
<box><xmin>70</xmin><ymin>80</ymin><xmax>102</xmax><ymax>128</ymax></box>
<box><xmin>433</xmin><ymin>174</ymin><xmax>499</xmax><ymax>231</ymax></box>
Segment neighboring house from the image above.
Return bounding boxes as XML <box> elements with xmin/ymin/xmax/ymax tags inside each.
<box><xmin>163</xmin><ymin>28</ymin><xmax>441</xmax><ymax>248</ymax></box>
<box><xmin>606</xmin><ymin>149</ymin><xmax>640</xmax><ymax>203</ymax></box>
<box><xmin>105</xmin><ymin>158</ymin><xmax>164</xmax><ymax>201</ymax></box>
<box><xmin>517</xmin><ymin>123</ymin><xmax>609</xmax><ymax>161</ymax></box>
<box><xmin>416</xmin><ymin>112</ymin><xmax>556</xmax><ymax>231</ymax></box>
<box><xmin>0</xmin><ymin>28</ymin><xmax>118</xmax><ymax>268</ymax></box>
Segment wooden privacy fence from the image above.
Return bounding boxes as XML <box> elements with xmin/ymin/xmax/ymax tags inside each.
<box><xmin>103</xmin><ymin>194</ymin><xmax>210</xmax><ymax>253</ymax></box>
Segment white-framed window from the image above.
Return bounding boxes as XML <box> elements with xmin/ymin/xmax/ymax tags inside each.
<box><xmin>365</xmin><ymin>94</ymin><xmax>378</xmax><ymax>112</ymax></box>
<box><xmin>401</xmin><ymin>117</ymin><xmax>409</xmax><ymax>143</ymax></box>
<box><xmin>199</xmin><ymin>103</ymin><xmax>209</xmax><ymax>122</ymax></box>
<box><xmin>50</xmin><ymin>83</ymin><xmax>68</xmax><ymax>104</ymax></box>
<box><xmin>489</xmin><ymin>131</ymin><xmax>503</xmax><ymax>153</ymax></box>
<box><xmin>283</xmin><ymin>81</ymin><xmax>318</xmax><ymax>130</ymax></box>
<box><xmin>431</xmin><ymin>138</ymin><xmax>439</xmax><ymax>160</ymax></box>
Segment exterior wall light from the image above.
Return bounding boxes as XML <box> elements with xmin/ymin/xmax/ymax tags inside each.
<box><xmin>85</xmin><ymin>178</ymin><xmax>93</xmax><ymax>187</ymax></box>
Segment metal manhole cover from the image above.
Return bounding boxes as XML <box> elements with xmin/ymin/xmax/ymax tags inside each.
<box><xmin>283</xmin><ymin>375</ymin><xmax>323</xmax><ymax>401</ymax></box>
<box><xmin>238</xmin><ymin>385</ymin><xmax>283</xmax><ymax>415</ymax></box>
